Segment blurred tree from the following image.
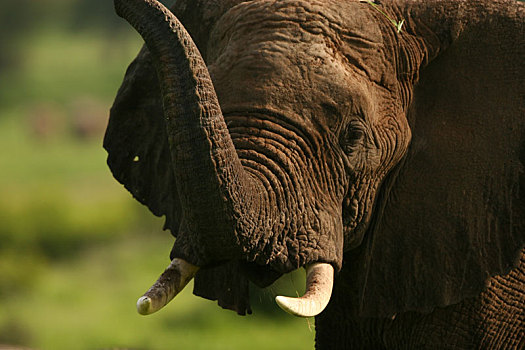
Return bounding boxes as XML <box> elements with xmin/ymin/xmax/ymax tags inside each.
<box><xmin>0</xmin><ymin>0</ymin><xmax>174</xmax><ymax>75</ymax></box>
<box><xmin>0</xmin><ymin>0</ymin><xmax>41</xmax><ymax>73</ymax></box>
<box><xmin>68</xmin><ymin>0</ymin><xmax>175</xmax><ymax>32</ymax></box>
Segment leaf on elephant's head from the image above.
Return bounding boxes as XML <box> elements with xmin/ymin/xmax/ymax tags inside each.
<box><xmin>360</xmin><ymin>0</ymin><xmax>405</xmax><ymax>33</ymax></box>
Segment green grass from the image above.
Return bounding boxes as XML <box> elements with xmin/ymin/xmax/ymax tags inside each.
<box><xmin>1</xmin><ymin>235</ymin><xmax>314</xmax><ymax>350</ymax></box>
<box><xmin>0</xmin><ymin>111</ymin><xmax>147</xmax><ymax>259</ymax></box>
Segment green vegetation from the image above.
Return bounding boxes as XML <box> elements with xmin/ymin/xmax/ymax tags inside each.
<box><xmin>361</xmin><ymin>0</ymin><xmax>404</xmax><ymax>33</ymax></box>
<box><xmin>0</xmin><ymin>1</ymin><xmax>314</xmax><ymax>348</ymax></box>
<box><xmin>0</xmin><ymin>232</ymin><xmax>314</xmax><ymax>350</ymax></box>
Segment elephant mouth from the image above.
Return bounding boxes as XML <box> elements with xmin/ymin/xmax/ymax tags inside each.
<box><xmin>137</xmin><ymin>257</ymin><xmax>335</xmax><ymax>318</ymax></box>
<box><xmin>240</xmin><ymin>260</ymin><xmax>284</xmax><ymax>287</ymax></box>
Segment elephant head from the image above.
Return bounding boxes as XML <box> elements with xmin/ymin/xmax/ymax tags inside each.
<box><xmin>104</xmin><ymin>0</ymin><xmax>524</xmax><ymax>321</ymax></box>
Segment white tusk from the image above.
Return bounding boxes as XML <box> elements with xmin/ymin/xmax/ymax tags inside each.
<box><xmin>275</xmin><ymin>263</ymin><xmax>334</xmax><ymax>317</ymax></box>
<box><xmin>136</xmin><ymin>258</ymin><xmax>199</xmax><ymax>315</ymax></box>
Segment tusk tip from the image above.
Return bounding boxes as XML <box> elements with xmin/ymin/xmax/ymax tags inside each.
<box><xmin>275</xmin><ymin>263</ymin><xmax>334</xmax><ymax>318</ymax></box>
<box><xmin>137</xmin><ymin>296</ymin><xmax>153</xmax><ymax>315</ymax></box>
<box><xmin>275</xmin><ymin>295</ymin><xmax>310</xmax><ymax>317</ymax></box>
<box><xmin>275</xmin><ymin>295</ymin><xmax>290</xmax><ymax>310</ymax></box>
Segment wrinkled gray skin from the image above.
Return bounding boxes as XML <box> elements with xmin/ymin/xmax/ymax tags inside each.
<box><xmin>105</xmin><ymin>0</ymin><xmax>524</xmax><ymax>348</ymax></box>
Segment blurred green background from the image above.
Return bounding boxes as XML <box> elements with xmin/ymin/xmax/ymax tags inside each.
<box><xmin>0</xmin><ymin>0</ymin><xmax>313</xmax><ymax>348</ymax></box>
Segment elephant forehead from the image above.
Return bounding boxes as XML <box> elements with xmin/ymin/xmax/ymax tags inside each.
<box><xmin>207</xmin><ymin>0</ymin><xmax>394</xmax><ymax>87</ymax></box>
<box><xmin>208</xmin><ymin>38</ymin><xmax>372</xmax><ymax>129</ymax></box>
<box><xmin>208</xmin><ymin>0</ymin><xmax>383</xmax><ymax>58</ymax></box>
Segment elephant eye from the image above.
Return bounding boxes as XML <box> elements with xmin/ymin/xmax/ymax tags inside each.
<box><xmin>340</xmin><ymin>122</ymin><xmax>365</xmax><ymax>155</ymax></box>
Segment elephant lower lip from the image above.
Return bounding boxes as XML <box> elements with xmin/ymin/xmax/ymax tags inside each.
<box><xmin>241</xmin><ymin>261</ymin><xmax>283</xmax><ymax>288</ymax></box>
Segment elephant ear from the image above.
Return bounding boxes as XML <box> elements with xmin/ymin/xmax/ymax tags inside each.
<box><xmin>105</xmin><ymin>45</ymin><xmax>180</xmax><ymax>231</ymax></box>
<box><xmin>349</xmin><ymin>3</ymin><xmax>525</xmax><ymax>317</ymax></box>
<box><xmin>104</xmin><ymin>0</ymin><xmax>255</xmax><ymax>315</ymax></box>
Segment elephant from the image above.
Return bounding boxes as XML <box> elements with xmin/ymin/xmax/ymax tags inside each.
<box><xmin>104</xmin><ymin>0</ymin><xmax>524</xmax><ymax>348</ymax></box>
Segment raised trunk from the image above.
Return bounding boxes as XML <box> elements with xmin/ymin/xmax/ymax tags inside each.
<box><xmin>114</xmin><ymin>0</ymin><xmax>262</xmax><ymax>262</ymax></box>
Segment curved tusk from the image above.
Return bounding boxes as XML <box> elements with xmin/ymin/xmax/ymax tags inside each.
<box><xmin>136</xmin><ymin>258</ymin><xmax>199</xmax><ymax>315</ymax></box>
<box><xmin>275</xmin><ymin>263</ymin><xmax>334</xmax><ymax>317</ymax></box>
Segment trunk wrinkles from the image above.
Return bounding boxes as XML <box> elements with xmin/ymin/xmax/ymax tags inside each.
<box><xmin>114</xmin><ymin>0</ymin><xmax>266</xmax><ymax>263</ymax></box>
<box><xmin>226</xmin><ymin>111</ymin><xmax>345</xmax><ymax>271</ymax></box>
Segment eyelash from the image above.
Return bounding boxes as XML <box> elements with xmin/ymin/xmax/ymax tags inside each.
<box><xmin>340</xmin><ymin>121</ymin><xmax>366</xmax><ymax>154</ymax></box>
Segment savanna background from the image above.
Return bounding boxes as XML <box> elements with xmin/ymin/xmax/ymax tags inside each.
<box><xmin>0</xmin><ymin>0</ymin><xmax>313</xmax><ymax>348</ymax></box>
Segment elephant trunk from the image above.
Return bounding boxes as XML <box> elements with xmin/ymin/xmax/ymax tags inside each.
<box><xmin>114</xmin><ymin>0</ymin><xmax>262</xmax><ymax>259</ymax></box>
<box><xmin>115</xmin><ymin>0</ymin><xmax>339</xmax><ymax>316</ymax></box>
